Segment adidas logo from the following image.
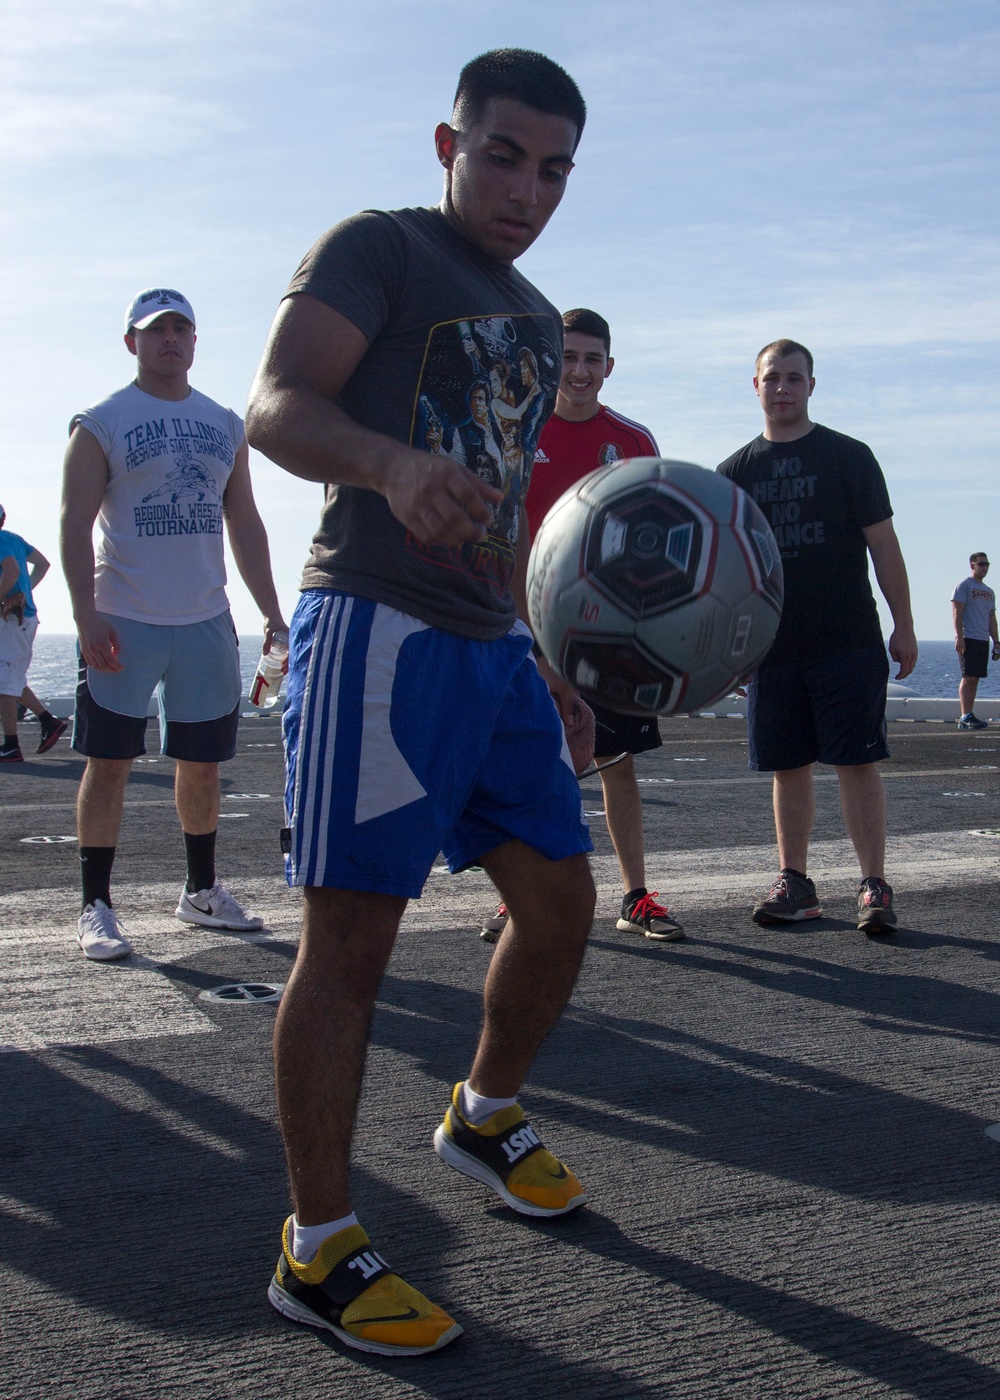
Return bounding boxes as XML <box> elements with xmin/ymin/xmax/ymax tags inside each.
<box><xmin>533</xmin><ymin>448</ymin><xmax>550</xmax><ymax>463</ymax></box>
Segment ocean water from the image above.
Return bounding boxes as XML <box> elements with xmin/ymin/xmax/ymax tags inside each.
<box><xmin>24</xmin><ymin>635</ymin><xmax>978</xmax><ymax>701</ymax></box>
<box><xmin>28</xmin><ymin>635</ymin><xmax>270</xmax><ymax>698</ymax></box>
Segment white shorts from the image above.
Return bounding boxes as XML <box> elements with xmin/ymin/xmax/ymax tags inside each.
<box><xmin>0</xmin><ymin>614</ymin><xmax>37</xmax><ymax>697</ymax></box>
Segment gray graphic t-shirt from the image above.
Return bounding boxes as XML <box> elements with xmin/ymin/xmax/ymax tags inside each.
<box><xmin>72</xmin><ymin>383</ymin><xmax>243</xmax><ymax>624</ymax></box>
<box><xmin>952</xmin><ymin>576</ymin><xmax>996</xmax><ymax>641</ymax></box>
<box><xmin>286</xmin><ymin>206</ymin><xmax>562</xmax><ymax>640</ymax></box>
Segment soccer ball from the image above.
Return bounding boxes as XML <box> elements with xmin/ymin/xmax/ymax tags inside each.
<box><xmin>526</xmin><ymin>459</ymin><xmax>783</xmax><ymax>716</ymax></box>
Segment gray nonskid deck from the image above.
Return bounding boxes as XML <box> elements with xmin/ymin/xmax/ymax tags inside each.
<box><xmin>3</xmin><ymin>717</ymin><xmax>1000</xmax><ymax>1398</ymax></box>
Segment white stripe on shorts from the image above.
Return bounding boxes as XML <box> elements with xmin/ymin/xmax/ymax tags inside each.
<box><xmin>356</xmin><ymin>610</ymin><xmax>429</xmax><ymax>824</ymax></box>
<box><xmin>293</xmin><ymin>594</ymin><xmax>350</xmax><ymax>885</ymax></box>
<box><xmin>290</xmin><ymin>595</ymin><xmax>432</xmax><ymax>885</ymax></box>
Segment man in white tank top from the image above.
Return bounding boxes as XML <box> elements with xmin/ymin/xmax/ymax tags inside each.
<box><xmin>61</xmin><ymin>288</ymin><xmax>289</xmax><ymax>962</ymax></box>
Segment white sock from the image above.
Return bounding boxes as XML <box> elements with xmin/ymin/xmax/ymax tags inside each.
<box><xmin>460</xmin><ymin>1082</ymin><xmax>517</xmax><ymax>1125</ymax></box>
<box><xmin>292</xmin><ymin>1211</ymin><xmax>358</xmax><ymax>1263</ymax></box>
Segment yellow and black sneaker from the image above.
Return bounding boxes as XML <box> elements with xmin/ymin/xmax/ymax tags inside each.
<box><xmin>433</xmin><ymin>1082</ymin><xmax>587</xmax><ymax>1217</ymax></box>
<box><xmin>267</xmin><ymin>1218</ymin><xmax>462</xmax><ymax>1356</ymax></box>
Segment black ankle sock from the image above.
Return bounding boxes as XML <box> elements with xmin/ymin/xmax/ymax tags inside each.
<box><xmin>624</xmin><ymin>886</ymin><xmax>647</xmax><ymax>906</ymax></box>
<box><xmin>781</xmin><ymin>867</ymin><xmax>808</xmax><ymax>881</ymax></box>
<box><xmin>184</xmin><ymin>830</ymin><xmax>217</xmax><ymax>894</ymax></box>
<box><xmin>80</xmin><ymin>846</ymin><xmax>115</xmax><ymax>910</ymax></box>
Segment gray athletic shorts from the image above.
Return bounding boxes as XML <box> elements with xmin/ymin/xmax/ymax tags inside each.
<box><xmin>72</xmin><ymin>611</ymin><xmax>242</xmax><ymax>762</ymax></box>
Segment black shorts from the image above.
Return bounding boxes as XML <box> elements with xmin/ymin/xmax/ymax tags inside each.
<box><xmin>591</xmin><ymin>702</ymin><xmax>662</xmax><ymax>759</ymax></box>
<box><xmin>960</xmin><ymin>638</ymin><xmax>989</xmax><ymax>679</ymax></box>
<box><xmin>747</xmin><ymin>643</ymin><xmax>890</xmax><ymax>771</ymax></box>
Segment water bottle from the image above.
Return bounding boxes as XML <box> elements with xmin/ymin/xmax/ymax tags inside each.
<box><xmin>248</xmin><ymin>630</ymin><xmax>289</xmax><ymax>711</ymax></box>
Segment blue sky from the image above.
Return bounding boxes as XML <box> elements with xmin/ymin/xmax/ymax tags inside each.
<box><xmin>4</xmin><ymin>0</ymin><xmax>998</xmax><ymax>638</ymax></box>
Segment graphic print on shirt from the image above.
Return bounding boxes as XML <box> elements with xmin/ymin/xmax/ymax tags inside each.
<box><xmin>749</xmin><ymin>452</ymin><xmax>823</xmax><ymax>557</ymax></box>
<box><xmin>408</xmin><ymin>313</ymin><xmax>560</xmax><ymax>596</ymax></box>
<box><xmin>125</xmin><ymin>413</ymin><xmax>234</xmax><ymax>540</ymax></box>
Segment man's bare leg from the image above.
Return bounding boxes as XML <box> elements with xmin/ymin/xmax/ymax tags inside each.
<box><xmin>773</xmin><ymin>765</ymin><xmax>815</xmax><ymax>873</ymax></box>
<box><xmin>836</xmin><ymin>762</ymin><xmax>886</xmax><ymax>880</ymax></box>
<box><xmin>20</xmin><ymin>686</ymin><xmax>44</xmax><ymax>718</ymax></box>
<box><xmin>471</xmin><ymin>842</ymin><xmax>594</xmax><ymax>1097</ymax></box>
<box><xmin>0</xmin><ymin>693</ymin><xmax>18</xmax><ymax>745</ymax></box>
<box><xmin>273</xmin><ymin>887</ymin><xmax>405</xmax><ymax>1224</ymax></box>
<box><xmin>598</xmin><ymin>754</ymin><xmax>645</xmax><ymax>893</ymax></box>
<box><xmin>959</xmin><ymin>676</ymin><xmax>979</xmax><ymax>715</ymax></box>
<box><xmin>77</xmin><ymin>757</ymin><xmax>133</xmax><ymax>845</ymax></box>
<box><xmin>174</xmin><ymin>759</ymin><xmax>220</xmax><ymax>834</ymax></box>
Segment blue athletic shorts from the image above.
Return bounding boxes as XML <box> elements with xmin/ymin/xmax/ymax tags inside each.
<box><xmin>282</xmin><ymin>590</ymin><xmax>593</xmax><ymax>896</ymax></box>
<box><xmin>72</xmin><ymin>611</ymin><xmax>242</xmax><ymax>762</ymax></box>
<box><xmin>747</xmin><ymin>643</ymin><xmax>890</xmax><ymax>771</ymax></box>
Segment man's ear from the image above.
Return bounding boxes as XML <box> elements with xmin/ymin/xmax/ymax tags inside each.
<box><xmin>604</xmin><ymin>356</ymin><xmax>615</xmax><ymax>381</ymax></box>
<box><xmin>435</xmin><ymin>122</ymin><xmax>457</xmax><ymax>170</ymax></box>
<box><xmin>124</xmin><ymin>332</ymin><xmax>137</xmax><ymax>358</ymax></box>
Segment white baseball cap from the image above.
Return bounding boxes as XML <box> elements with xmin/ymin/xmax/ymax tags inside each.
<box><xmin>125</xmin><ymin>288</ymin><xmax>196</xmax><ymax>332</ymax></box>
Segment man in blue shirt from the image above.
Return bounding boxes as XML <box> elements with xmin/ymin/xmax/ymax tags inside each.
<box><xmin>0</xmin><ymin>505</ymin><xmax>67</xmax><ymax>761</ymax></box>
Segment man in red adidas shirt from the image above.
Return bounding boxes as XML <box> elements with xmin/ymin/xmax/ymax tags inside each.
<box><xmin>482</xmin><ymin>308</ymin><xmax>683</xmax><ymax>945</ymax></box>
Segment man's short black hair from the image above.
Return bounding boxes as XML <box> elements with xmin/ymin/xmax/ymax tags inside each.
<box><xmin>971</xmin><ymin>552</ymin><xmax>990</xmax><ymax>565</ymax></box>
<box><xmin>756</xmin><ymin>339</ymin><xmax>814</xmax><ymax>378</ymax></box>
<box><xmin>452</xmin><ymin>50</ymin><xmax>586</xmax><ymax>151</ymax></box>
<box><xmin>562</xmin><ymin>308</ymin><xmax>610</xmax><ymax>356</ymax></box>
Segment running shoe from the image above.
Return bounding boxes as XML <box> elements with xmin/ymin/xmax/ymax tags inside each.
<box><xmin>480</xmin><ymin>902</ymin><xmax>508</xmax><ymax>943</ymax></box>
<box><xmin>175</xmin><ymin>881</ymin><xmax>263</xmax><ymax>931</ymax></box>
<box><xmin>433</xmin><ymin>1082</ymin><xmax>586</xmax><ymax>1217</ymax></box>
<box><xmin>857</xmin><ymin>877</ymin><xmax>897</xmax><ymax>934</ymax></box>
<box><xmin>268</xmin><ymin>1218</ymin><xmax>461</xmax><ymax>1356</ymax></box>
<box><xmin>957</xmin><ymin>714</ymin><xmax>989</xmax><ymax>730</ymax></box>
<box><xmin>77</xmin><ymin>901</ymin><xmax>133</xmax><ymax>961</ymax></box>
<box><xmin>37</xmin><ymin>715</ymin><xmax>68</xmax><ymax>754</ymax></box>
<box><xmin>0</xmin><ymin>740</ymin><xmax>23</xmax><ymax>763</ymax></box>
<box><xmin>752</xmin><ymin>870</ymin><xmax>822</xmax><ymax>925</ymax></box>
<box><xmin>617</xmin><ymin>890</ymin><xmax>684</xmax><ymax>941</ymax></box>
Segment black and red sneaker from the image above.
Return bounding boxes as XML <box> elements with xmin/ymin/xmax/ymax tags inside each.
<box><xmin>480</xmin><ymin>902</ymin><xmax>508</xmax><ymax>944</ymax></box>
<box><xmin>617</xmin><ymin>889</ymin><xmax>684</xmax><ymax>941</ymax></box>
<box><xmin>0</xmin><ymin>740</ymin><xmax>24</xmax><ymax>763</ymax></box>
<box><xmin>37</xmin><ymin>715</ymin><xmax>68</xmax><ymax>755</ymax></box>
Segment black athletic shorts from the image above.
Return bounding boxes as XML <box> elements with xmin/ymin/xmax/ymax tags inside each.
<box><xmin>591</xmin><ymin>702</ymin><xmax>662</xmax><ymax>759</ymax></box>
<box><xmin>746</xmin><ymin>642</ymin><xmax>890</xmax><ymax>771</ymax></box>
<box><xmin>960</xmin><ymin>638</ymin><xmax>989</xmax><ymax>679</ymax></box>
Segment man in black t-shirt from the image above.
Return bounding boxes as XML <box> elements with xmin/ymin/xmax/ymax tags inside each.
<box><xmin>718</xmin><ymin>339</ymin><xmax>917</xmax><ymax>935</ymax></box>
<box><xmin>247</xmin><ymin>50</ymin><xmax>593</xmax><ymax>1357</ymax></box>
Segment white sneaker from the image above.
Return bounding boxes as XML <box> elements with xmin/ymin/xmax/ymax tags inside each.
<box><xmin>77</xmin><ymin>901</ymin><xmax>133</xmax><ymax>961</ymax></box>
<box><xmin>175</xmin><ymin>881</ymin><xmax>263</xmax><ymax>931</ymax></box>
